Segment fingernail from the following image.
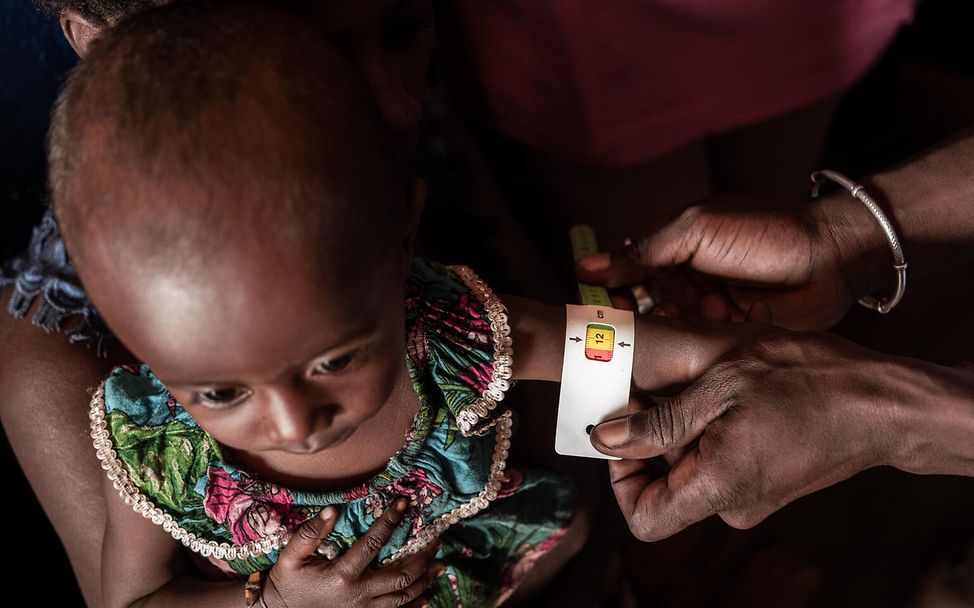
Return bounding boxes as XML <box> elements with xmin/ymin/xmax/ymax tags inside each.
<box><xmin>319</xmin><ymin>506</ymin><xmax>335</xmax><ymax>520</ymax></box>
<box><xmin>653</xmin><ymin>303</ymin><xmax>680</xmax><ymax>318</ymax></box>
<box><xmin>579</xmin><ymin>252</ymin><xmax>610</xmax><ymax>272</ymax></box>
<box><xmin>394</xmin><ymin>497</ymin><xmax>409</xmax><ymax>513</ymax></box>
<box><xmin>593</xmin><ymin>418</ymin><xmax>630</xmax><ymax>448</ymax></box>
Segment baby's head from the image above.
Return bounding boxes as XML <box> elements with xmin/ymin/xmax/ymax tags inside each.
<box><xmin>52</xmin><ymin>1</ymin><xmax>424</xmax><ymax>455</ymax></box>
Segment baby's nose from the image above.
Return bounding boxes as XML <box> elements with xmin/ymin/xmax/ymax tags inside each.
<box><xmin>263</xmin><ymin>384</ymin><xmax>332</xmax><ymax>446</ymax></box>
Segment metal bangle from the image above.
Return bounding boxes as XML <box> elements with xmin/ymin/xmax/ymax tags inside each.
<box><xmin>622</xmin><ymin>237</ymin><xmax>660</xmax><ymax>314</ymax></box>
<box><xmin>810</xmin><ymin>169</ymin><xmax>908</xmax><ymax>314</ymax></box>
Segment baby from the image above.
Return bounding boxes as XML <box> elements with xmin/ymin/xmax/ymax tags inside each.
<box><xmin>52</xmin><ymin>2</ymin><xmax>771</xmax><ymax>607</ymax></box>
<box><xmin>53</xmin><ymin>3</ymin><xmax>580</xmax><ymax>607</ymax></box>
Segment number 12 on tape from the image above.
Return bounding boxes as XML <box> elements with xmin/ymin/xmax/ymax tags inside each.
<box><xmin>556</xmin><ymin>305</ymin><xmax>634</xmax><ymax>459</ymax></box>
<box><xmin>585</xmin><ymin>323</ymin><xmax>615</xmax><ymax>361</ymax></box>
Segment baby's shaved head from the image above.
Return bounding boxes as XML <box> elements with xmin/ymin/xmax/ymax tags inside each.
<box><xmin>51</xmin><ymin>0</ymin><xmax>403</xmax><ymax>282</ymax></box>
<box><xmin>35</xmin><ymin>0</ymin><xmax>165</xmax><ymax>26</ymax></box>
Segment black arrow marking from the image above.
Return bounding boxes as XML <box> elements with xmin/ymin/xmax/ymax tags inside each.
<box><xmin>618</xmin><ymin>341</ymin><xmax>631</xmax><ymax>347</ymax></box>
<box><xmin>570</xmin><ymin>336</ymin><xmax>582</xmax><ymax>343</ymax></box>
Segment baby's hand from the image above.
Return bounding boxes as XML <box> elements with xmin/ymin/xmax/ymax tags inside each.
<box><xmin>263</xmin><ymin>498</ymin><xmax>444</xmax><ymax>608</ymax></box>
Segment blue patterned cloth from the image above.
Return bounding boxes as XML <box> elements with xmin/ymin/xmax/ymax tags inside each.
<box><xmin>0</xmin><ymin>207</ymin><xmax>110</xmax><ymax>353</ymax></box>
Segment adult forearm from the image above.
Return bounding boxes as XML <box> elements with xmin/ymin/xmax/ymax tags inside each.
<box><xmin>813</xmin><ymin>131</ymin><xmax>974</xmax><ymax>297</ymax></box>
<box><xmin>885</xmin><ymin>357</ymin><xmax>974</xmax><ymax>478</ymax></box>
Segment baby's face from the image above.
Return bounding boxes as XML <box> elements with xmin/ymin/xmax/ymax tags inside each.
<box><xmin>95</xmin><ymin>232</ymin><xmax>411</xmax><ymax>456</ymax></box>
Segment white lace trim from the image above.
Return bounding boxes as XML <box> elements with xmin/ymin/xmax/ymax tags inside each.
<box><xmin>449</xmin><ymin>266</ymin><xmax>514</xmax><ymax>437</ymax></box>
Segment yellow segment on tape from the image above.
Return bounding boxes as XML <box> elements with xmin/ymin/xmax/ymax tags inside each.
<box><xmin>584</xmin><ymin>323</ymin><xmax>615</xmax><ymax>362</ymax></box>
<box><xmin>569</xmin><ymin>224</ymin><xmax>612</xmax><ymax>307</ymax></box>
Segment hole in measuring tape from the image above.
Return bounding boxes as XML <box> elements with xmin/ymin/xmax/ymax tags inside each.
<box><xmin>585</xmin><ymin>424</ymin><xmax>594</xmax><ymax>435</ymax></box>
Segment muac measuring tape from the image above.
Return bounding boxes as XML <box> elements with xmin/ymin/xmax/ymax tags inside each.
<box><xmin>556</xmin><ymin>226</ymin><xmax>634</xmax><ymax>459</ymax></box>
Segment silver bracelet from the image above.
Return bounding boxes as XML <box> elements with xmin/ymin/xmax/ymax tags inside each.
<box><xmin>810</xmin><ymin>169</ymin><xmax>908</xmax><ymax>313</ymax></box>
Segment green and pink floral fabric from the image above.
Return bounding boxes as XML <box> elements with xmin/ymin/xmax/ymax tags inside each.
<box><xmin>99</xmin><ymin>259</ymin><xmax>576</xmax><ymax>607</ymax></box>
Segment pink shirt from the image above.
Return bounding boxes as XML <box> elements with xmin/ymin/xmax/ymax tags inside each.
<box><xmin>452</xmin><ymin>0</ymin><xmax>917</xmax><ymax>166</ymax></box>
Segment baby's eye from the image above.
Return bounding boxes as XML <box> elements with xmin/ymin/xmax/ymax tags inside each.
<box><xmin>314</xmin><ymin>352</ymin><xmax>356</xmax><ymax>374</ymax></box>
<box><xmin>194</xmin><ymin>387</ymin><xmax>250</xmax><ymax>408</ymax></box>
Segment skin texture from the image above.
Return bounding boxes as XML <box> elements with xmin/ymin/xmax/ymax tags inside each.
<box><xmin>581</xmin><ymin>131</ymin><xmax>974</xmax><ymax>540</ymax></box>
<box><xmin>59</xmin><ymin>10</ymin><xmax>100</xmax><ymax>54</ymax></box>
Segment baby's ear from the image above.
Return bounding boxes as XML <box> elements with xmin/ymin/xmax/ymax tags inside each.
<box><xmin>402</xmin><ymin>178</ymin><xmax>427</xmax><ymax>257</ymax></box>
<box><xmin>60</xmin><ymin>10</ymin><xmax>101</xmax><ymax>57</ymax></box>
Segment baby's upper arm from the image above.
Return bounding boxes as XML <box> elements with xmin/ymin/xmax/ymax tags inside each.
<box><xmin>101</xmin><ymin>475</ymin><xmax>189</xmax><ymax>608</ymax></box>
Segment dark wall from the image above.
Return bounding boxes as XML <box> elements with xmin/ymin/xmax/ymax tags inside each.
<box><xmin>0</xmin><ymin>0</ymin><xmax>76</xmax><ymax>260</ymax></box>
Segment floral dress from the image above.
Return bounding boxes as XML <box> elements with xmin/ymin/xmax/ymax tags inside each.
<box><xmin>89</xmin><ymin>259</ymin><xmax>576</xmax><ymax>607</ymax></box>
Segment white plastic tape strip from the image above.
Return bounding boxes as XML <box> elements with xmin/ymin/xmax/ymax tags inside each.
<box><xmin>556</xmin><ymin>304</ymin><xmax>634</xmax><ymax>459</ymax></box>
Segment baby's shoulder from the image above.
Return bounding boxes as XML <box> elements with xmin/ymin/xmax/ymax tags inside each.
<box><xmin>406</xmin><ymin>259</ymin><xmax>513</xmax><ymax>437</ymax></box>
<box><xmin>91</xmin><ymin>364</ymin><xmax>222</xmax><ymax>510</ymax></box>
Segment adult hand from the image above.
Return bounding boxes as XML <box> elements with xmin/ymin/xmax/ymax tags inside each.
<box><xmin>588</xmin><ymin>331</ymin><xmax>967</xmax><ymax>541</ymax></box>
<box><xmin>576</xmin><ymin>195</ymin><xmax>880</xmax><ymax>330</ymax></box>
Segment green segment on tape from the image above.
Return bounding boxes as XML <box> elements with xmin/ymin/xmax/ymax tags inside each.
<box><xmin>569</xmin><ymin>224</ymin><xmax>612</xmax><ymax>307</ymax></box>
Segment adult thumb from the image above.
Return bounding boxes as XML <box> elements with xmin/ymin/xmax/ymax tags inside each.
<box><xmin>576</xmin><ymin>218</ymin><xmax>701</xmax><ymax>289</ymax></box>
<box><xmin>590</xmin><ymin>385</ymin><xmax>722</xmax><ymax>459</ymax></box>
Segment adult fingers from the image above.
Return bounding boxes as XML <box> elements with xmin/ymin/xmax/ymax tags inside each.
<box><xmin>577</xmin><ymin>212</ymin><xmax>704</xmax><ymax>288</ymax></box>
<box><xmin>608</xmin><ymin>450</ymin><xmax>723</xmax><ymax>541</ymax></box>
<box><xmin>278</xmin><ymin>507</ymin><xmax>337</xmax><ymax>568</ymax></box>
<box><xmin>340</xmin><ymin>498</ymin><xmax>409</xmax><ymax>576</ymax></box>
<box><xmin>610</xmin><ymin>292</ymin><xmax>637</xmax><ymax>311</ymax></box>
<box><xmin>369</xmin><ymin>540</ymin><xmax>442</xmax><ymax>597</ymax></box>
<box><xmin>591</xmin><ymin>380</ymin><xmax>728</xmax><ymax>459</ymax></box>
<box><xmin>576</xmin><ymin>249</ymin><xmax>654</xmax><ymax>289</ymax></box>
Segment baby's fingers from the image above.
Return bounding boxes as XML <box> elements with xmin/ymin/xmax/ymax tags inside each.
<box><xmin>370</xmin><ymin>540</ymin><xmax>442</xmax><ymax>597</ymax></box>
<box><xmin>278</xmin><ymin>507</ymin><xmax>337</xmax><ymax>567</ymax></box>
<box><xmin>374</xmin><ymin>560</ymin><xmax>447</xmax><ymax>608</ymax></box>
<box><xmin>340</xmin><ymin>498</ymin><xmax>409</xmax><ymax>576</ymax></box>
